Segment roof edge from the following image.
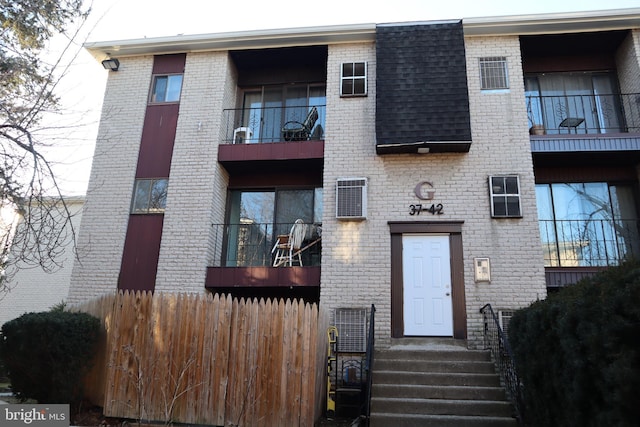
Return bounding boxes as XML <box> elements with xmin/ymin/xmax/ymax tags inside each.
<box><xmin>84</xmin><ymin>23</ymin><xmax>376</xmax><ymax>61</ymax></box>
<box><xmin>463</xmin><ymin>8</ymin><xmax>640</xmax><ymax>36</ymax></box>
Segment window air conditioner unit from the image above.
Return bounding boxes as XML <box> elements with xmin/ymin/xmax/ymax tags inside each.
<box><xmin>333</xmin><ymin>308</ymin><xmax>368</xmax><ymax>353</ymax></box>
<box><xmin>336</xmin><ymin>178</ymin><xmax>367</xmax><ymax>219</ymax></box>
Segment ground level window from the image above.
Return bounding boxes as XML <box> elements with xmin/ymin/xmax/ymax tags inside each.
<box><xmin>131</xmin><ymin>179</ymin><xmax>168</xmax><ymax>213</ymax></box>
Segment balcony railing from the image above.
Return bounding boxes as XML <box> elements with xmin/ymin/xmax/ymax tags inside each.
<box><xmin>210</xmin><ymin>222</ymin><xmax>322</xmax><ymax>267</ymax></box>
<box><xmin>221</xmin><ymin>105</ymin><xmax>326</xmax><ymax>144</ymax></box>
<box><xmin>526</xmin><ymin>93</ymin><xmax>640</xmax><ymax>135</ymax></box>
<box><xmin>539</xmin><ymin>219</ymin><xmax>640</xmax><ymax>267</ymax></box>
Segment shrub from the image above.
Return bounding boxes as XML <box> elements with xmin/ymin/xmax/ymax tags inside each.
<box><xmin>509</xmin><ymin>260</ymin><xmax>640</xmax><ymax>427</ymax></box>
<box><xmin>0</xmin><ymin>310</ymin><xmax>100</xmax><ymax>408</ymax></box>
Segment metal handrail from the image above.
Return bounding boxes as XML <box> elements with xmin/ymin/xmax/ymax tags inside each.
<box><xmin>221</xmin><ymin>105</ymin><xmax>326</xmax><ymax>143</ymax></box>
<box><xmin>209</xmin><ymin>222</ymin><xmax>322</xmax><ymax>267</ymax></box>
<box><xmin>538</xmin><ymin>218</ymin><xmax>640</xmax><ymax>267</ymax></box>
<box><xmin>479</xmin><ymin>304</ymin><xmax>525</xmax><ymax>425</ymax></box>
<box><xmin>525</xmin><ymin>92</ymin><xmax>640</xmax><ymax>135</ymax></box>
<box><xmin>363</xmin><ymin>304</ymin><xmax>376</xmax><ymax>426</ymax></box>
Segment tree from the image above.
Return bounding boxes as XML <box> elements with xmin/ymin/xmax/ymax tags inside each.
<box><xmin>0</xmin><ymin>0</ymin><xmax>91</xmax><ymax>292</ymax></box>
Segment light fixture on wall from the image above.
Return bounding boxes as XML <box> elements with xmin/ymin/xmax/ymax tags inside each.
<box><xmin>101</xmin><ymin>58</ymin><xmax>120</xmax><ymax>71</ymax></box>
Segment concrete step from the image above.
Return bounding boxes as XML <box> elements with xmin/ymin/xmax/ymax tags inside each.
<box><xmin>368</xmin><ymin>344</ymin><xmax>516</xmax><ymax>427</ymax></box>
<box><xmin>371</xmin><ymin>396</ymin><xmax>513</xmax><ymax>417</ymax></box>
<box><xmin>374</xmin><ymin>370</ymin><xmax>501</xmax><ymax>387</ymax></box>
<box><xmin>375</xmin><ymin>358</ymin><xmax>496</xmax><ymax>374</ymax></box>
<box><xmin>375</xmin><ymin>349</ymin><xmax>491</xmax><ymax>362</ymax></box>
<box><xmin>369</xmin><ymin>413</ymin><xmax>518</xmax><ymax>427</ymax></box>
<box><xmin>372</xmin><ymin>383</ymin><xmax>508</xmax><ymax>401</ymax></box>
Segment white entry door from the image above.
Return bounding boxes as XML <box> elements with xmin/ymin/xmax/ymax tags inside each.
<box><xmin>403</xmin><ymin>234</ymin><xmax>453</xmax><ymax>336</ymax></box>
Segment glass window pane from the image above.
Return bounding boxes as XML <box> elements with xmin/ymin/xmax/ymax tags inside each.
<box><xmin>314</xmin><ymin>188</ymin><xmax>323</xmax><ymax>224</ymax></box>
<box><xmin>276</xmin><ymin>190</ymin><xmax>314</xmax><ymax>227</ymax></box>
<box><xmin>132</xmin><ymin>180</ymin><xmax>152</xmax><ymax>213</ymax></box>
<box><xmin>354</xmin><ymin>78</ymin><xmax>365</xmax><ymax>95</ymax></box>
<box><xmin>226</xmin><ymin>191</ymin><xmax>275</xmax><ymax>267</ymax></box>
<box><xmin>342</xmin><ymin>80</ymin><xmax>353</xmax><ymax>96</ymax></box>
<box><xmin>150</xmin><ymin>179</ymin><xmax>168</xmax><ymax>211</ymax></box>
<box><xmin>491</xmin><ymin>177</ymin><xmax>505</xmax><ymax>194</ymax></box>
<box><xmin>152</xmin><ymin>76</ymin><xmax>168</xmax><ymax>102</ymax></box>
<box><xmin>493</xmin><ymin>197</ymin><xmax>506</xmax><ymax>216</ymax></box>
<box><xmin>354</xmin><ymin>62</ymin><xmax>365</xmax><ymax>76</ymax></box>
<box><xmin>342</xmin><ymin>63</ymin><xmax>353</xmax><ymax>77</ymax></box>
<box><xmin>506</xmin><ymin>196</ymin><xmax>521</xmax><ymax>216</ymax></box>
<box><xmin>505</xmin><ymin>177</ymin><xmax>519</xmax><ymax>194</ymax></box>
<box><xmin>165</xmin><ymin>75</ymin><xmax>183</xmax><ymax>102</ymax></box>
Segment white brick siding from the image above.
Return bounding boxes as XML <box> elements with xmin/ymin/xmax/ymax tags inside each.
<box><xmin>155</xmin><ymin>52</ymin><xmax>233</xmax><ymax>293</ymax></box>
<box><xmin>1</xmin><ymin>199</ymin><xmax>84</xmax><ymax>325</ymax></box>
<box><xmin>68</xmin><ymin>57</ymin><xmax>153</xmax><ymax>303</ymax></box>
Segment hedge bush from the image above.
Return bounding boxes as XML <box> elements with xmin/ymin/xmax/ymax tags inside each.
<box><xmin>509</xmin><ymin>260</ymin><xmax>640</xmax><ymax>427</ymax></box>
<box><xmin>0</xmin><ymin>310</ymin><xmax>100</xmax><ymax>407</ymax></box>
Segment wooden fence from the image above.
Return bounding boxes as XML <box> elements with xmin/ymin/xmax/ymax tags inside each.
<box><xmin>74</xmin><ymin>291</ymin><xmax>327</xmax><ymax>427</ymax></box>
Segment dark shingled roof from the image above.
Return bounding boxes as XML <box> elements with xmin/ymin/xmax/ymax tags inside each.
<box><xmin>375</xmin><ymin>21</ymin><xmax>472</xmax><ymax>154</ymax></box>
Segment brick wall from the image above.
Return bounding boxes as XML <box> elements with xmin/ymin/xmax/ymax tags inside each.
<box><xmin>154</xmin><ymin>52</ymin><xmax>233</xmax><ymax>293</ymax></box>
<box><xmin>616</xmin><ymin>29</ymin><xmax>640</xmax><ymax>94</ymax></box>
<box><xmin>462</xmin><ymin>35</ymin><xmax>547</xmax><ymax>346</ymax></box>
<box><xmin>68</xmin><ymin>56</ymin><xmax>153</xmax><ymax>303</ymax></box>
<box><xmin>320</xmin><ymin>36</ymin><xmax>547</xmax><ymax>348</ymax></box>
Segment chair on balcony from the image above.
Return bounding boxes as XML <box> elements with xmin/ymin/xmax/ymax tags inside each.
<box><xmin>282</xmin><ymin>106</ymin><xmax>319</xmax><ymax>141</ymax></box>
<box><xmin>272</xmin><ymin>219</ymin><xmax>308</xmax><ymax>267</ymax></box>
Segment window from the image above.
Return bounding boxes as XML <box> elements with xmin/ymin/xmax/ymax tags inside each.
<box><xmin>131</xmin><ymin>179</ymin><xmax>168</xmax><ymax>213</ymax></box>
<box><xmin>240</xmin><ymin>84</ymin><xmax>325</xmax><ymax>143</ymax></box>
<box><xmin>225</xmin><ymin>188</ymin><xmax>323</xmax><ymax>266</ymax></box>
<box><xmin>340</xmin><ymin>62</ymin><xmax>367</xmax><ymax>96</ymax></box>
<box><xmin>479</xmin><ymin>57</ymin><xmax>508</xmax><ymax>90</ymax></box>
<box><xmin>489</xmin><ymin>176</ymin><xmax>521</xmax><ymax>218</ymax></box>
<box><xmin>536</xmin><ymin>182</ymin><xmax>640</xmax><ymax>267</ymax></box>
<box><xmin>525</xmin><ymin>72</ymin><xmax>622</xmax><ymax>134</ymax></box>
<box><xmin>150</xmin><ymin>74</ymin><xmax>183</xmax><ymax>103</ymax></box>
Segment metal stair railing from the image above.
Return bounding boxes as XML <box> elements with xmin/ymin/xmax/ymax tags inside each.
<box><xmin>480</xmin><ymin>303</ymin><xmax>525</xmax><ymax>425</ymax></box>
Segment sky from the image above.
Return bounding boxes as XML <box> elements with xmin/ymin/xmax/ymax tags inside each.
<box><xmin>44</xmin><ymin>0</ymin><xmax>640</xmax><ymax>195</ymax></box>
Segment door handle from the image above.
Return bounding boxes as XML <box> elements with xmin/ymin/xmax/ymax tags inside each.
<box><xmin>446</xmin><ymin>292</ymin><xmax>451</xmax><ymax>296</ymax></box>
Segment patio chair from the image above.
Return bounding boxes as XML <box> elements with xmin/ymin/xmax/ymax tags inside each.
<box><xmin>272</xmin><ymin>219</ymin><xmax>308</xmax><ymax>266</ymax></box>
<box><xmin>282</xmin><ymin>106</ymin><xmax>319</xmax><ymax>141</ymax></box>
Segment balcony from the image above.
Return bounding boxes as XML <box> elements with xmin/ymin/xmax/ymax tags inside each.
<box><xmin>526</xmin><ymin>93</ymin><xmax>640</xmax><ymax>135</ymax></box>
<box><xmin>205</xmin><ymin>222</ymin><xmax>321</xmax><ymax>289</ymax></box>
<box><xmin>539</xmin><ymin>218</ymin><xmax>640</xmax><ymax>288</ymax></box>
<box><xmin>218</xmin><ymin>105</ymin><xmax>325</xmax><ymax>172</ymax></box>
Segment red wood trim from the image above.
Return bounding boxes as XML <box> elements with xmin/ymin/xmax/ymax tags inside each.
<box><xmin>152</xmin><ymin>53</ymin><xmax>186</xmax><ymax>74</ymax></box>
<box><xmin>388</xmin><ymin>221</ymin><xmax>467</xmax><ymax>339</ymax></box>
<box><xmin>205</xmin><ymin>266</ymin><xmax>321</xmax><ymax>288</ymax></box>
<box><xmin>218</xmin><ymin>140</ymin><xmax>324</xmax><ymax>162</ymax></box>
<box><xmin>119</xmin><ymin>215</ymin><xmax>164</xmax><ymax>292</ymax></box>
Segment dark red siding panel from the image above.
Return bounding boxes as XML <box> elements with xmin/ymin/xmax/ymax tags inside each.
<box><xmin>218</xmin><ymin>140</ymin><xmax>325</xmax><ymax>162</ymax></box>
<box><xmin>205</xmin><ymin>266</ymin><xmax>321</xmax><ymax>288</ymax></box>
<box><xmin>135</xmin><ymin>104</ymin><xmax>179</xmax><ymax>178</ymax></box>
<box><xmin>152</xmin><ymin>53</ymin><xmax>186</xmax><ymax>74</ymax></box>
<box><xmin>119</xmin><ymin>215</ymin><xmax>165</xmax><ymax>292</ymax></box>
